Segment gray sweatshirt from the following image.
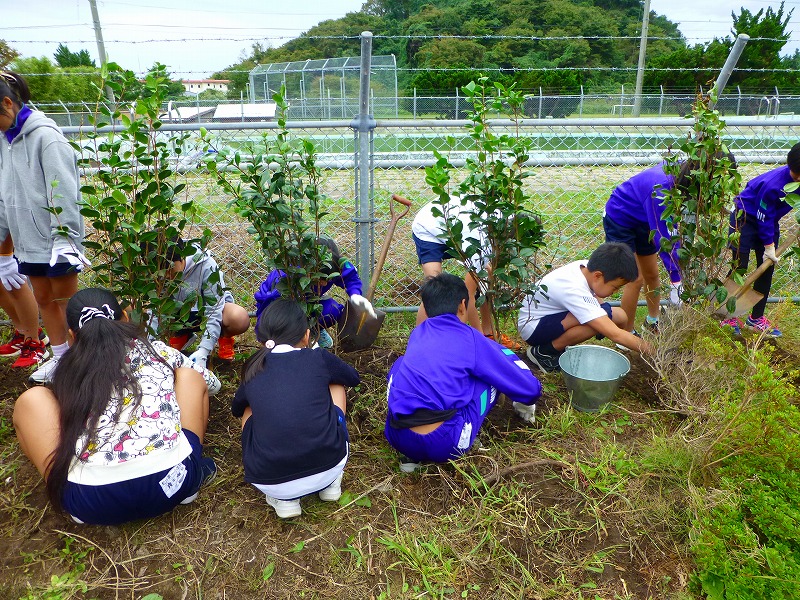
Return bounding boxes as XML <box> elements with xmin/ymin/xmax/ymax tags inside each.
<box><xmin>177</xmin><ymin>245</ymin><xmax>231</xmax><ymax>353</ymax></box>
<box><xmin>0</xmin><ymin>110</ymin><xmax>85</xmax><ymax>263</ymax></box>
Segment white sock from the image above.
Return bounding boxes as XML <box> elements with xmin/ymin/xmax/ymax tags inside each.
<box><xmin>52</xmin><ymin>342</ymin><xmax>69</xmax><ymax>358</ymax></box>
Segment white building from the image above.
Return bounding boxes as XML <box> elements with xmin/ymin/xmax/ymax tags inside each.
<box><xmin>181</xmin><ymin>79</ymin><xmax>231</xmax><ymax>95</ymax></box>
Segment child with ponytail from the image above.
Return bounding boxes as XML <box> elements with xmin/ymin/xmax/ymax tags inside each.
<box><xmin>13</xmin><ymin>288</ymin><xmax>218</xmax><ymax>526</ymax></box>
<box><xmin>232</xmin><ymin>299</ymin><xmax>360</xmax><ymax>519</ymax></box>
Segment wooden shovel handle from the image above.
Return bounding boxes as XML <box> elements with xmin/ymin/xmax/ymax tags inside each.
<box><xmin>366</xmin><ymin>194</ymin><xmax>412</xmax><ymax>301</ymax></box>
<box><xmin>730</xmin><ymin>232</ymin><xmax>797</xmax><ymax>300</ymax></box>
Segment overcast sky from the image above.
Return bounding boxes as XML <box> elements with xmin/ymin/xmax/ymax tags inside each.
<box><xmin>2</xmin><ymin>0</ymin><xmax>797</xmax><ymax>78</ymax></box>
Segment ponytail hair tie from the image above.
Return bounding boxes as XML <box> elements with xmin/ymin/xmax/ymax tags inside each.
<box><xmin>264</xmin><ymin>339</ymin><xmax>276</xmax><ymax>349</ymax></box>
<box><xmin>78</xmin><ymin>304</ymin><xmax>116</xmax><ymax>329</ymax></box>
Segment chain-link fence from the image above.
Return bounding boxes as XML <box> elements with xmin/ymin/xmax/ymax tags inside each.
<box><xmin>62</xmin><ymin>116</ymin><xmax>800</xmax><ymax>314</ymax></box>
<box><xmin>34</xmin><ymin>85</ymin><xmax>800</xmax><ymax>129</ymax></box>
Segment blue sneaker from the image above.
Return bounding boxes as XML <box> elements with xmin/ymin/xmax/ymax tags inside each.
<box><xmin>745</xmin><ymin>315</ymin><xmax>781</xmax><ymax>337</ymax></box>
<box><xmin>318</xmin><ymin>329</ymin><xmax>333</xmax><ymax>348</ymax></box>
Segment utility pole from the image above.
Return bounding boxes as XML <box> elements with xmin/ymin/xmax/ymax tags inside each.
<box><xmin>88</xmin><ymin>0</ymin><xmax>115</xmax><ymax>103</ymax></box>
<box><xmin>632</xmin><ymin>0</ymin><xmax>651</xmax><ymax>117</ymax></box>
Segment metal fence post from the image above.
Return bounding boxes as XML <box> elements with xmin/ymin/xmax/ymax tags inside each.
<box><xmin>538</xmin><ymin>87</ymin><xmax>543</xmax><ymax>119</ymax></box>
<box><xmin>579</xmin><ymin>85</ymin><xmax>584</xmax><ymax>117</ymax></box>
<box><xmin>351</xmin><ymin>31</ymin><xmax>377</xmax><ymax>283</ymax></box>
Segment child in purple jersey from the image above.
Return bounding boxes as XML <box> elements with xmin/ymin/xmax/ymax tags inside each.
<box><xmin>254</xmin><ymin>237</ymin><xmax>374</xmax><ymax>348</ymax></box>
<box><xmin>385</xmin><ymin>273</ymin><xmax>541</xmax><ymax>472</ymax></box>
<box><xmin>602</xmin><ymin>162</ymin><xmax>684</xmax><ymax>334</ymax></box>
<box><xmin>721</xmin><ymin>143</ymin><xmax>800</xmax><ymax>337</ymax></box>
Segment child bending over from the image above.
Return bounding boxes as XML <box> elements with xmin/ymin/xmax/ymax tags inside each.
<box><xmin>232</xmin><ymin>299</ymin><xmax>360</xmax><ymax>519</ymax></box>
<box><xmin>385</xmin><ymin>273</ymin><xmax>541</xmax><ymax>472</ymax></box>
<box><xmin>517</xmin><ymin>242</ymin><xmax>653</xmax><ymax>373</ymax></box>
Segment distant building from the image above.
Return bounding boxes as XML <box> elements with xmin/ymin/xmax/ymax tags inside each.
<box><xmin>181</xmin><ymin>79</ymin><xmax>231</xmax><ymax>95</ymax></box>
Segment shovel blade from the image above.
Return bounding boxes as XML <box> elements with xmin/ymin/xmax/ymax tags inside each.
<box><xmin>337</xmin><ymin>300</ymin><xmax>386</xmax><ymax>352</ymax></box>
<box><xmin>712</xmin><ymin>278</ymin><xmax>765</xmax><ymax>319</ymax></box>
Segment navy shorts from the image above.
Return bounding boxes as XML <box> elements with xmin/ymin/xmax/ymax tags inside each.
<box><xmin>18</xmin><ymin>261</ymin><xmax>81</xmax><ymax>277</ymax></box>
<box><xmin>61</xmin><ymin>428</ymin><xmax>207</xmax><ymax>526</ymax></box>
<box><xmin>413</xmin><ymin>233</ymin><xmax>456</xmax><ymax>265</ymax></box>
<box><xmin>603</xmin><ymin>214</ymin><xmax>657</xmax><ymax>256</ymax></box>
<box><xmin>524</xmin><ymin>303</ymin><xmax>613</xmax><ymax>346</ymax></box>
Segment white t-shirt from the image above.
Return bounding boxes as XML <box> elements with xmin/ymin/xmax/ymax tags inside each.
<box><xmin>517</xmin><ymin>260</ymin><xmax>609</xmax><ymax>341</ymax></box>
<box><xmin>412</xmin><ymin>198</ymin><xmax>486</xmax><ymax>270</ymax></box>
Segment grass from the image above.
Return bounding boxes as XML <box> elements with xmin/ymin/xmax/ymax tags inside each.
<box><xmin>3</xmin><ymin>283</ymin><xmax>800</xmax><ymax>599</ymax></box>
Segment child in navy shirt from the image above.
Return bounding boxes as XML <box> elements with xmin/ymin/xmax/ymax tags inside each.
<box><xmin>232</xmin><ymin>299</ymin><xmax>360</xmax><ymax>519</ymax></box>
<box><xmin>721</xmin><ymin>142</ymin><xmax>800</xmax><ymax>337</ymax></box>
<box><xmin>385</xmin><ymin>273</ymin><xmax>541</xmax><ymax>472</ymax></box>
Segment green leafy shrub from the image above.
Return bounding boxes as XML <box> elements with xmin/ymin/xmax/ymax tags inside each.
<box><xmin>204</xmin><ymin>86</ymin><xmax>333</xmax><ymax>323</ymax></box>
<box><xmin>424</xmin><ymin>76</ymin><xmax>546</xmax><ymax>337</ymax></box>
<box><xmin>77</xmin><ymin>62</ymin><xmax>213</xmax><ymax>334</ymax></box>
<box><xmin>659</xmin><ymin>87</ymin><xmax>741</xmax><ymax>309</ymax></box>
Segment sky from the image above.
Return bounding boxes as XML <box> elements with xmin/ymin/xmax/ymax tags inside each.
<box><xmin>2</xmin><ymin>0</ymin><xmax>798</xmax><ymax>78</ymax></box>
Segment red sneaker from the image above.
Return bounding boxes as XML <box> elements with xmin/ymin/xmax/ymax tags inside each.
<box><xmin>12</xmin><ymin>338</ymin><xmax>48</xmax><ymax>368</ymax></box>
<box><xmin>217</xmin><ymin>336</ymin><xmax>235</xmax><ymax>361</ymax></box>
<box><xmin>486</xmin><ymin>332</ymin><xmax>522</xmax><ymax>351</ymax></box>
<box><xmin>0</xmin><ymin>330</ymin><xmax>25</xmax><ymax>358</ymax></box>
<box><xmin>169</xmin><ymin>333</ymin><xmax>191</xmax><ymax>351</ymax></box>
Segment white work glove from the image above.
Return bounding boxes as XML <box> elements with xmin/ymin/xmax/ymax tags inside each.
<box><xmin>49</xmin><ymin>238</ymin><xmax>90</xmax><ymax>267</ymax></box>
<box><xmin>188</xmin><ymin>348</ymin><xmax>210</xmax><ymax>369</ymax></box>
<box><xmin>513</xmin><ymin>401</ymin><xmax>537</xmax><ymax>424</ymax></box>
<box><xmin>668</xmin><ymin>281</ymin><xmax>683</xmax><ymax>306</ymax></box>
<box><xmin>0</xmin><ymin>255</ymin><xmax>27</xmax><ymax>291</ymax></box>
<box><xmin>350</xmin><ymin>294</ymin><xmax>377</xmax><ymax>318</ymax></box>
<box><xmin>764</xmin><ymin>244</ymin><xmax>779</xmax><ymax>264</ymax></box>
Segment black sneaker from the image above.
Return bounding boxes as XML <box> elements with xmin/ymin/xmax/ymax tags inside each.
<box><xmin>526</xmin><ymin>345</ymin><xmax>562</xmax><ymax>372</ymax></box>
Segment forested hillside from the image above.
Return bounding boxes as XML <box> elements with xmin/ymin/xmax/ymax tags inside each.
<box><xmin>214</xmin><ymin>0</ymin><xmax>799</xmax><ymax>95</ymax></box>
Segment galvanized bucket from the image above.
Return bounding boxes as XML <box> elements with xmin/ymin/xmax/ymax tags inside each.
<box><xmin>559</xmin><ymin>344</ymin><xmax>630</xmax><ymax>412</ymax></box>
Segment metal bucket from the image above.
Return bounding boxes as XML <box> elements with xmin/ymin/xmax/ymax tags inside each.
<box><xmin>559</xmin><ymin>345</ymin><xmax>631</xmax><ymax>412</ymax></box>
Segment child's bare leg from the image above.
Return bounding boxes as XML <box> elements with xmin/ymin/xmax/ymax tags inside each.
<box><xmin>464</xmin><ymin>272</ymin><xmax>483</xmax><ymax>331</ymax></box>
<box><xmin>0</xmin><ymin>285</ymin><xmax>39</xmax><ymax>340</ymax></box>
<box><xmin>329</xmin><ymin>384</ymin><xmax>347</xmax><ymax>414</ymax></box>
<box><xmin>13</xmin><ymin>386</ymin><xmax>61</xmax><ymax>479</ymax></box>
<box><xmin>416</xmin><ymin>262</ymin><xmax>442</xmax><ymax>325</ymax></box>
<box><xmin>174</xmin><ymin>367</ymin><xmax>210</xmax><ymax>443</ymax></box>
<box><xmin>619</xmin><ymin>277</ymin><xmax>643</xmax><ymax>333</ymax></box>
<box><xmin>29</xmin><ymin>273</ymin><xmax>78</xmax><ymax>347</ymax></box>
<box><xmin>637</xmin><ymin>254</ymin><xmax>662</xmax><ymax>319</ymax></box>
<box><xmin>221</xmin><ymin>302</ymin><xmax>250</xmax><ymax>337</ymax></box>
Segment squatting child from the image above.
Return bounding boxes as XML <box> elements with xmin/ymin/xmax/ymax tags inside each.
<box><xmin>517</xmin><ymin>242</ymin><xmax>653</xmax><ymax>372</ymax></box>
<box><xmin>254</xmin><ymin>236</ymin><xmax>375</xmax><ymax>348</ymax></box>
<box><xmin>153</xmin><ymin>237</ymin><xmax>250</xmax><ymax>366</ymax></box>
<box><xmin>385</xmin><ymin>273</ymin><xmax>541</xmax><ymax>472</ymax></box>
<box><xmin>13</xmin><ymin>288</ymin><xmax>219</xmax><ymax>526</ymax></box>
<box><xmin>232</xmin><ymin>299</ymin><xmax>360</xmax><ymax>519</ymax></box>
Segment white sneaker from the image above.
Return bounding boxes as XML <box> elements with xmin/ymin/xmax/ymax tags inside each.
<box><xmin>513</xmin><ymin>401</ymin><xmax>537</xmax><ymax>423</ymax></box>
<box><xmin>265</xmin><ymin>495</ymin><xmax>302</xmax><ymax>518</ymax></box>
<box><xmin>28</xmin><ymin>354</ymin><xmax>60</xmax><ymax>384</ymax></box>
<box><xmin>318</xmin><ymin>473</ymin><xmax>343</xmax><ymax>502</ymax></box>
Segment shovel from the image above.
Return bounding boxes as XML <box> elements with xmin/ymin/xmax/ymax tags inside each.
<box><xmin>712</xmin><ymin>233</ymin><xmax>797</xmax><ymax>318</ymax></box>
<box><xmin>338</xmin><ymin>194</ymin><xmax>412</xmax><ymax>352</ymax></box>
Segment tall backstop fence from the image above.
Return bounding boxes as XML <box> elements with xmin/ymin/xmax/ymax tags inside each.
<box><xmin>60</xmin><ymin>115</ymin><xmax>800</xmax><ymax>313</ymax></box>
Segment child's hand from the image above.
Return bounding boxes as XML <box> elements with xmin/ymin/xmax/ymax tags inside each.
<box><xmin>49</xmin><ymin>239</ymin><xmax>91</xmax><ymax>267</ymax></box>
<box><xmin>350</xmin><ymin>294</ymin><xmax>377</xmax><ymax>318</ymax></box>
<box><xmin>0</xmin><ymin>255</ymin><xmax>27</xmax><ymax>290</ymax></box>
<box><xmin>189</xmin><ymin>348</ymin><xmax>210</xmax><ymax>369</ymax></box>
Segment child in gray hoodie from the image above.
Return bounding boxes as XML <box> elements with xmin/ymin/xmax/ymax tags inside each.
<box><xmin>151</xmin><ymin>237</ymin><xmax>250</xmax><ymax>367</ymax></box>
<box><xmin>0</xmin><ymin>71</ymin><xmax>87</xmax><ymax>383</ymax></box>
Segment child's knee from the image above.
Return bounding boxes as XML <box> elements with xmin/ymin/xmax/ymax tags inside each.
<box><xmin>610</xmin><ymin>307</ymin><xmax>628</xmax><ymax>326</ymax></box>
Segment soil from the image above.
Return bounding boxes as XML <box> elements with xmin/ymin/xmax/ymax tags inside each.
<box><xmin>0</xmin><ymin>330</ymin><xmax>694</xmax><ymax>600</ymax></box>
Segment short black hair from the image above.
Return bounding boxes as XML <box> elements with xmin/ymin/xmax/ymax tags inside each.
<box><xmin>141</xmin><ymin>235</ymin><xmax>186</xmax><ymax>270</ymax></box>
<box><xmin>420</xmin><ymin>272</ymin><xmax>469</xmax><ymax>317</ymax></box>
<box><xmin>316</xmin><ymin>236</ymin><xmax>342</xmax><ymax>277</ymax></box>
<box><xmin>586</xmin><ymin>242</ymin><xmax>638</xmax><ymax>283</ymax></box>
<box><xmin>787</xmin><ymin>142</ymin><xmax>800</xmax><ymax>173</ymax></box>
